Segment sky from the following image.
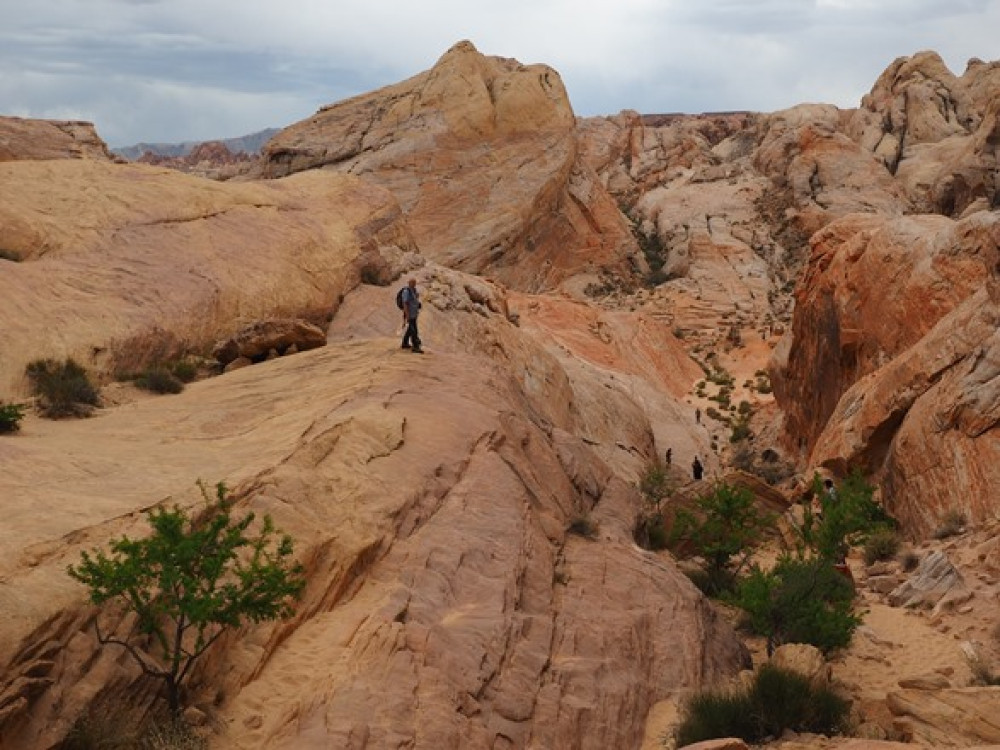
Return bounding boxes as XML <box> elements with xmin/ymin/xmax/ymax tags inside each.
<box><xmin>2</xmin><ymin>0</ymin><xmax>999</xmax><ymax>148</ymax></box>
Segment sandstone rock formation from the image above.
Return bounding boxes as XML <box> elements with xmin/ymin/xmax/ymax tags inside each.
<box><xmin>3</xmin><ymin>41</ymin><xmax>1000</xmax><ymax>750</ymax></box>
<box><xmin>256</xmin><ymin>40</ymin><xmax>638</xmax><ymax>293</ymax></box>
<box><xmin>0</xmin><ymin>158</ymin><xmax>414</xmax><ymax>398</ymax></box>
<box><xmin>0</xmin><ymin>115</ymin><xmax>116</xmax><ymax>163</ymax></box>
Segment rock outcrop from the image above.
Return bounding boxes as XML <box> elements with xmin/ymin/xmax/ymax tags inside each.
<box><xmin>0</xmin><ymin>115</ymin><xmax>116</xmax><ymax>162</ymax></box>
<box><xmin>257</xmin><ymin>40</ymin><xmax>637</xmax><ymax>293</ymax></box>
<box><xmin>0</xmin><ymin>159</ymin><xmax>415</xmax><ymax>398</ymax></box>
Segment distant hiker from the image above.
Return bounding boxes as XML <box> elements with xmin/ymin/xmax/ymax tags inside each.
<box><xmin>692</xmin><ymin>456</ymin><xmax>704</xmax><ymax>481</ymax></box>
<box><xmin>399</xmin><ymin>278</ymin><xmax>423</xmax><ymax>354</ymax></box>
<box><xmin>665</xmin><ymin>448</ymin><xmax>672</xmax><ymax>465</ymax></box>
<box><xmin>823</xmin><ymin>478</ymin><xmax>838</xmax><ymax>506</ymax></box>
<box><xmin>695</xmin><ymin>408</ymin><xmax>701</xmax><ymax>425</ymax></box>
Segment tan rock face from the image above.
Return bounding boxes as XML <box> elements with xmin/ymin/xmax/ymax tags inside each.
<box><xmin>257</xmin><ymin>40</ymin><xmax>637</xmax><ymax>293</ymax></box>
<box><xmin>0</xmin><ymin>116</ymin><xmax>115</xmax><ymax>162</ymax></box>
<box><xmin>0</xmin><ymin>286</ymin><xmax>750</xmax><ymax>749</ymax></box>
<box><xmin>0</xmin><ymin>159</ymin><xmax>415</xmax><ymax>398</ymax></box>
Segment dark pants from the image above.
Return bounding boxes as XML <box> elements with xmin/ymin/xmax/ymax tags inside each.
<box><xmin>402</xmin><ymin>318</ymin><xmax>421</xmax><ymax>349</ymax></box>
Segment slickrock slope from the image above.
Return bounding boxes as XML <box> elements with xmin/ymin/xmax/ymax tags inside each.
<box><xmin>256</xmin><ymin>41</ymin><xmax>637</xmax><ymax>292</ymax></box>
<box><xmin>0</xmin><ymin>115</ymin><xmax>116</xmax><ymax>162</ymax></box>
<box><xmin>0</xmin><ymin>270</ymin><xmax>749</xmax><ymax>749</ymax></box>
<box><xmin>0</xmin><ymin>159</ymin><xmax>414</xmax><ymax>398</ymax></box>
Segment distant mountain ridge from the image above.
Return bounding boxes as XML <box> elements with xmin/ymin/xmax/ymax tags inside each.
<box><xmin>113</xmin><ymin>127</ymin><xmax>280</xmax><ymax>160</ymax></box>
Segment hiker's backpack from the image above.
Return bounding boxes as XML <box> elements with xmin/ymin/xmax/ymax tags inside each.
<box><xmin>395</xmin><ymin>287</ymin><xmax>406</xmax><ymax>310</ymax></box>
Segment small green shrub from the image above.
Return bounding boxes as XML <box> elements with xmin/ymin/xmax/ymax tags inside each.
<box><xmin>170</xmin><ymin>359</ymin><xmax>199</xmax><ymax>383</ymax></box>
<box><xmin>675</xmin><ymin>663</ymin><xmax>850</xmax><ymax>746</ymax></box>
<box><xmin>135</xmin><ymin>367</ymin><xmax>185</xmax><ymax>394</ymax></box>
<box><xmin>669</xmin><ymin>482</ymin><xmax>773</xmax><ymax>582</ymax></box>
<box><xmin>863</xmin><ymin>528</ymin><xmax>901</xmax><ymax>566</ymax></box>
<box><xmin>796</xmin><ymin>471</ymin><xmax>895</xmax><ymax>562</ymax></box>
<box><xmin>26</xmin><ymin>358</ymin><xmax>101</xmax><ymax>418</ymax></box>
<box><xmin>684</xmin><ymin>566</ymin><xmax>739</xmax><ymax>598</ymax></box>
<box><xmin>0</xmin><ymin>402</ymin><xmax>26</xmax><ymax>433</ymax></box>
<box><xmin>735</xmin><ymin>557</ymin><xmax>859</xmax><ymax>655</ymax></box>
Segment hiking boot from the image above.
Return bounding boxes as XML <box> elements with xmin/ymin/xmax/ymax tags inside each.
<box><xmin>401</xmin><ymin>343</ymin><xmax>411</xmax><ymax>349</ymax></box>
<box><xmin>411</xmin><ymin>347</ymin><xmax>424</xmax><ymax>354</ymax></box>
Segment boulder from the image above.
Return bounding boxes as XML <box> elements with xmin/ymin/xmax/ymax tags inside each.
<box><xmin>770</xmin><ymin>643</ymin><xmax>830</xmax><ymax>687</ymax></box>
<box><xmin>212</xmin><ymin>319</ymin><xmax>327</xmax><ymax>365</ymax></box>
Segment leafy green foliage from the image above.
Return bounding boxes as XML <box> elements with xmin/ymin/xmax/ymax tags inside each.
<box><xmin>135</xmin><ymin>367</ymin><xmax>185</xmax><ymax>394</ymax></box>
<box><xmin>863</xmin><ymin>527</ymin><xmax>901</xmax><ymax>566</ymax></box>
<box><xmin>796</xmin><ymin>471</ymin><xmax>894</xmax><ymax>562</ymax></box>
<box><xmin>169</xmin><ymin>359</ymin><xmax>198</xmax><ymax>384</ymax></box>
<box><xmin>26</xmin><ymin>357</ymin><xmax>101</xmax><ymax>418</ymax></box>
<box><xmin>0</xmin><ymin>402</ymin><xmax>26</xmax><ymax>433</ymax></box>
<box><xmin>68</xmin><ymin>482</ymin><xmax>306</xmax><ymax>714</ymax></box>
<box><xmin>676</xmin><ymin>663</ymin><xmax>850</xmax><ymax>746</ymax></box>
<box><xmin>735</xmin><ymin>556</ymin><xmax>859</xmax><ymax>655</ymax></box>
<box><xmin>670</xmin><ymin>482</ymin><xmax>773</xmax><ymax>582</ymax></box>
<box><xmin>634</xmin><ymin>461</ymin><xmax>673</xmax><ymax>550</ymax></box>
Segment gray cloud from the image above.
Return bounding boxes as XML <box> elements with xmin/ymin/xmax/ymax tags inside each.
<box><xmin>1</xmin><ymin>0</ymin><xmax>998</xmax><ymax>146</ymax></box>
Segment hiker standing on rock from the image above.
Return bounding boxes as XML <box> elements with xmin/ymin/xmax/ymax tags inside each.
<box><xmin>692</xmin><ymin>456</ymin><xmax>704</xmax><ymax>481</ymax></box>
<box><xmin>400</xmin><ymin>278</ymin><xmax>423</xmax><ymax>354</ymax></box>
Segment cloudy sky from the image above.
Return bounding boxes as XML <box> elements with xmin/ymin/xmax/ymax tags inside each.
<box><xmin>2</xmin><ymin>0</ymin><xmax>999</xmax><ymax>148</ymax></box>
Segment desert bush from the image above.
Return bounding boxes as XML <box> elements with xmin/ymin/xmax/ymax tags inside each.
<box><xmin>933</xmin><ymin>509</ymin><xmax>967</xmax><ymax>539</ymax></box>
<box><xmin>863</xmin><ymin>528</ymin><xmax>901</xmax><ymax>566</ymax></box>
<box><xmin>0</xmin><ymin>402</ymin><xmax>26</xmax><ymax>433</ymax></box>
<box><xmin>68</xmin><ymin>481</ymin><xmax>305</xmax><ymax>715</ymax></box>
<box><xmin>26</xmin><ymin>358</ymin><xmax>101</xmax><ymax>418</ymax></box>
<box><xmin>970</xmin><ymin>657</ymin><xmax>1000</xmax><ymax>687</ymax></box>
<box><xmin>899</xmin><ymin>550</ymin><xmax>920</xmax><ymax>572</ymax></box>
<box><xmin>634</xmin><ymin>513</ymin><xmax>669</xmax><ymax>551</ymax></box>
<box><xmin>567</xmin><ymin>515</ymin><xmax>598</xmax><ymax>540</ymax></box>
<box><xmin>670</xmin><ymin>482</ymin><xmax>773</xmax><ymax>588</ymax></box>
<box><xmin>135</xmin><ymin>367</ymin><xmax>185</xmax><ymax>394</ymax></box>
<box><xmin>168</xmin><ymin>359</ymin><xmax>198</xmax><ymax>383</ymax></box>
<box><xmin>675</xmin><ymin>663</ymin><xmax>850</xmax><ymax>746</ymax></box>
<box><xmin>796</xmin><ymin>471</ymin><xmax>895</xmax><ymax>562</ymax></box>
<box><xmin>684</xmin><ymin>566</ymin><xmax>739</xmax><ymax>598</ymax></box>
<box><xmin>634</xmin><ymin>461</ymin><xmax>673</xmax><ymax>551</ymax></box>
<box><xmin>735</xmin><ymin>556</ymin><xmax>859</xmax><ymax>655</ymax></box>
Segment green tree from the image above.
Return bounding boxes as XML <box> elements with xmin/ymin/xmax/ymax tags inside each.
<box><xmin>670</xmin><ymin>481</ymin><xmax>773</xmax><ymax>583</ymax></box>
<box><xmin>68</xmin><ymin>481</ymin><xmax>306</xmax><ymax>715</ymax></box>
<box><xmin>634</xmin><ymin>460</ymin><xmax>673</xmax><ymax>550</ymax></box>
<box><xmin>736</xmin><ymin>556</ymin><xmax>859</xmax><ymax>655</ymax></box>
<box><xmin>796</xmin><ymin>470</ymin><xmax>894</xmax><ymax>562</ymax></box>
